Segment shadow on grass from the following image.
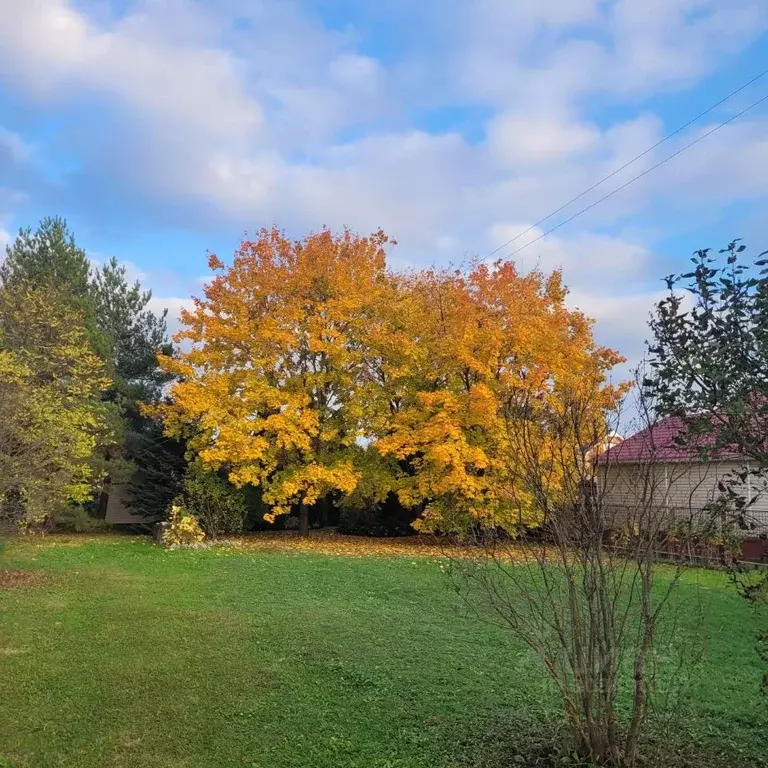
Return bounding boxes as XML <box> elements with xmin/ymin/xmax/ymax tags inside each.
<box><xmin>432</xmin><ymin>708</ymin><xmax>767</xmax><ymax>768</ymax></box>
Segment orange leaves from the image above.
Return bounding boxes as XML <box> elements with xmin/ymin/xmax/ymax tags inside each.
<box><xmin>158</xmin><ymin>227</ymin><xmax>394</xmax><ymax>520</ymax></box>
<box><xmin>210</xmin><ymin>530</ymin><xmax>487</xmax><ymax>560</ymax></box>
<box><xmin>158</xmin><ymin>228</ymin><xmax>627</xmax><ymax>532</ymax></box>
<box><xmin>370</xmin><ymin>260</ymin><xmax>628</xmax><ymax>533</ymax></box>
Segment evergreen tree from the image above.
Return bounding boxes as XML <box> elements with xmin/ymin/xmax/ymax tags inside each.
<box><xmin>1</xmin><ymin>217</ymin><xmax>107</xmax><ymax>351</ymax></box>
<box><xmin>92</xmin><ymin>256</ymin><xmax>173</xmax><ymax>405</ymax></box>
<box><xmin>2</xmin><ymin>216</ymin><xmax>90</xmax><ymax>296</ymax></box>
<box><xmin>125</xmin><ymin>417</ymin><xmax>186</xmax><ymax>521</ymax></box>
<box><xmin>3</xmin><ymin>217</ymin><xmax>181</xmax><ymax>520</ymax></box>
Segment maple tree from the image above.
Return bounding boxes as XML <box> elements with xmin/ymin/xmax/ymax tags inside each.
<box><xmin>156</xmin><ymin>227</ymin><xmax>394</xmax><ymax>534</ymax></box>
<box><xmin>158</xmin><ymin>226</ymin><xmax>625</xmax><ymax>535</ymax></box>
<box><xmin>372</xmin><ymin>262</ymin><xmax>627</xmax><ymax>533</ymax></box>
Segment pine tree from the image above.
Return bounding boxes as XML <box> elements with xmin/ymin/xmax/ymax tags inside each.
<box><xmin>90</xmin><ymin>258</ymin><xmax>176</xmax><ymax>519</ymax></box>
<box><xmin>92</xmin><ymin>257</ymin><xmax>173</xmax><ymax>405</ymax></box>
<box><xmin>3</xmin><ymin>218</ymin><xmax>178</xmax><ymax>520</ymax></box>
<box><xmin>2</xmin><ymin>216</ymin><xmax>90</xmax><ymax>296</ymax></box>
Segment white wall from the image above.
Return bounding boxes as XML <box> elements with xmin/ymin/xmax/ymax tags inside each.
<box><xmin>598</xmin><ymin>460</ymin><xmax>768</xmax><ymax>534</ymax></box>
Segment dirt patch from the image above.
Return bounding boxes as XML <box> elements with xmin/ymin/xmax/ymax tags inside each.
<box><xmin>0</xmin><ymin>569</ymin><xmax>49</xmax><ymax>589</ymax></box>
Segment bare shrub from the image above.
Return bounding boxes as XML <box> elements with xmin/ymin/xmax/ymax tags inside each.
<box><xmin>449</xmin><ymin>385</ymin><xmax>703</xmax><ymax>766</ymax></box>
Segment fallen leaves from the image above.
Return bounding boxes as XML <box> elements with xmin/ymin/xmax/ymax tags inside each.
<box><xmin>212</xmin><ymin>530</ymin><xmax>523</xmax><ymax>561</ymax></box>
<box><xmin>4</xmin><ymin>530</ymin><xmax>532</xmax><ymax>563</ymax></box>
<box><xmin>0</xmin><ymin>569</ymin><xmax>49</xmax><ymax>589</ymax></box>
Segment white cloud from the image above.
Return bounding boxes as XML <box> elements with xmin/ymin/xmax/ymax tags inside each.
<box><xmin>486</xmin><ymin>112</ymin><xmax>600</xmax><ymax>167</ymax></box>
<box><xmin>567</xmin><ymin>288</ymin><xmax>665</xmax><ymax>385</ymax></box>
<box><xmin>0</xmin><ymin>0</ymin><xmax>767</xmax><ymax>380</ymax></box>
<box><xmin>453</xmin><ymin>0</ymin><xmax>768</xmax><ymax>108</ymax></box>
<box><xmin>0</xmin><ymin>0</ymin><xmax>262</xmax><ymax>144</ymax></box>
<box><xmin>329</xmin><ymin>54</ymin><xmax>383</xmax><ymax>92</ymax></box>
<box><xmin>487</xmin><ymin>224</ymin><xmax>651</xmax><ymax>282</ymax></box>
<box><xmin>147</xmin><ymin>296</ymin><xmax>191</xmax><ymax>340</ymax></box>
<box><xmin>605</xmin><ymin>0</ymin><xmax>768</xmax><ymax>94</ymax></box>
<box><xmin>0</xmin><ymin>128</ymin><xmax>32</xmax><ymax>163</ymax></box>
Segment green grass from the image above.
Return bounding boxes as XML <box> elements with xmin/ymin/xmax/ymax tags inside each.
<box><xmin>0</xmin><ymin>536</ymin><xmax>765</xmax><ymax>767</ymax></box>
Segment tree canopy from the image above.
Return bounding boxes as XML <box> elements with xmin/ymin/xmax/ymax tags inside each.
<box><xmin>2</xmin><ymin>216</ymin><xmax>91</xmax><ymax>297</ymax></box>
<box><xmin>158</xmin><ymin>228</ymin><xmax>625</xmax><ymax>534</ymax></box>
<box><xmin>92</xmin><ymin>256</ymin><xmax>172</xmax><ymax>404</ymax></box>
<box><xmin>0</xmin><ymin>282</ymin><xmax>111</xmax><ymax>526</ymax></box>
<box><xmin>157</xmin><ymin>228</ymin><xmax>393</xmax><ymax>531</ymax></box>
<box><xmin>375</xmin><ymin>263</ymin><xmax>626</xmax><ymax>532</ymax></box>
<box><xmin>647</xmin><ymin>240</ymin><xmax>768</xmax><ymax>523</ymax></box>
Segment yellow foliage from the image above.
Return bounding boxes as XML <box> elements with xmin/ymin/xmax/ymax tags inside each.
<box><xmin>156</xmin><ymin>228</ymin><xmax>628</xmax><ymax>534</ymax></box>
<box><xmin>156</xmin><ymin>227</ymin><xmax>394</xmax><ymax>520</ymax></box>
<box><xmin>0</xmin><ymin>284</ymin><xmax>112</xmax><ymax>525</ymax></box>
<box><xmin>370</xmin><ymin>261</ymin><xmax>629</xmax><ymax>533</ymax></box>
<box><xmin>162</xmin><ymin>504</ymin><xmax>206</xmax><ymax>548</ymax></box>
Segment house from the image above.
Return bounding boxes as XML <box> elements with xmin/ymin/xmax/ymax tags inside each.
<box><xmin>596</xmin><ymin>416</ymin><xmax>768</xmax><ymax>560</ymax></box>
<box><xmin>104</xmin><ymin>483</ymin><xmax>158</xmax><ymax>527</ymax></box>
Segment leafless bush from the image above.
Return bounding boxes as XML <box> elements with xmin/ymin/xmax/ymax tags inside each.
<box><xmin>449</xmin><ymin>385</ymin><xmax>703</xmax><ymax>766</ymax></box>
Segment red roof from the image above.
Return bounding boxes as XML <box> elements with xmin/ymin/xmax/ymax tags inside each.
<box><xmin>596</xmin><ymin>416</ymin><xmax>742</xmax><ymax>464</ymax></box>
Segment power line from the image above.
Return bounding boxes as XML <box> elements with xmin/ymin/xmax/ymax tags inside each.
<box><xmin>492</xmin><ymin>91</ymin><xmax>768</xmax><ymax>264</ymax></box>
<box><xmin>480</xmin><ymin>66</ymin><xmax>768</xmax><ymax>264</ymax></box>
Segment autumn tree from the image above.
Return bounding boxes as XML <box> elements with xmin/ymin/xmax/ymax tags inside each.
<box><xmin>157</xmin><ymin>227</ymin><xmax>394</xmax><ymax>535</ymax></box>
<box><xmin>372</xmin><ymin>261</ymin><xmax>626</xmax><ymax>533</ymax></box>
<box><xmin>0</xmin><ymin>283</ymin><xmax>112</xmax><ymax>527</ymax></box>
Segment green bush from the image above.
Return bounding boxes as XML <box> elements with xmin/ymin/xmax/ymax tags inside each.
<box><xmin>283</xmin><ymin>515</ymin><xmax>300</xmax><ymax>531</ymax></box>
<box><xmin>50</xmin><ymin>505</ymin><xmax>110</xmax><ymax>533</ymax></box>
<box><xmin>178</xmin><ymin>463</ymin><xmax>247</xmax><ymax>537</ymax></box>
<box><xmin>242</xmin><ymin>485</ymin><xmax>279</xmax><ymax>530</ymax></box>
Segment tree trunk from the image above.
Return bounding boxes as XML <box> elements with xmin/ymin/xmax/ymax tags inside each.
<box><xmin>319</xmin><ymin>496</ymin><xmax>329</xmax><ymax>528</ymax></box>
<box><xmin>299</xmin><ymin>502</ymin><xmax>310</xmax><ymax>537</ymax></box>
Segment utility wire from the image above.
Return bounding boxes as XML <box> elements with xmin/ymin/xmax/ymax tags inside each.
<box><xmin>486</xmin><ymin>90</ymin><xmax>768</xmax><ymax>265</ymax></box>
<box><xmin>480</xmin><ymin>66</ymin><xmax>768</xmax><ymax>264</ymax></box>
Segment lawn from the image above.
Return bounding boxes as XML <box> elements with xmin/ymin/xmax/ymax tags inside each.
<box><xmin>0</xmin><ymin>534</ymin><xmax>765</xmax><ymax>767</ymax></box>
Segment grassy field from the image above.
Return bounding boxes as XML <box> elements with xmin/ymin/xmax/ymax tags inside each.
<box><xmin>0</xmin><ymin>534</ymin><xmax>765</xmax><ymax>767</ymax></box>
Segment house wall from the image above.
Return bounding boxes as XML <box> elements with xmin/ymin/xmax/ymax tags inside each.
<box><xmin>598</xmin><ymin>461</ymin><xmax>768</xmax><ymax>534</ymax></box>
<box><xmin>105</xmin><ymin>484</ymin><xmax>156</xmax><ymax>526</ymax></box>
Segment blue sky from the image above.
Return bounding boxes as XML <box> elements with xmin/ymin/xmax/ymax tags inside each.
<box><xmin>1</xmin><ymin>0</ymin><xmax>768</xmax><ymax>380</ymax></box>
